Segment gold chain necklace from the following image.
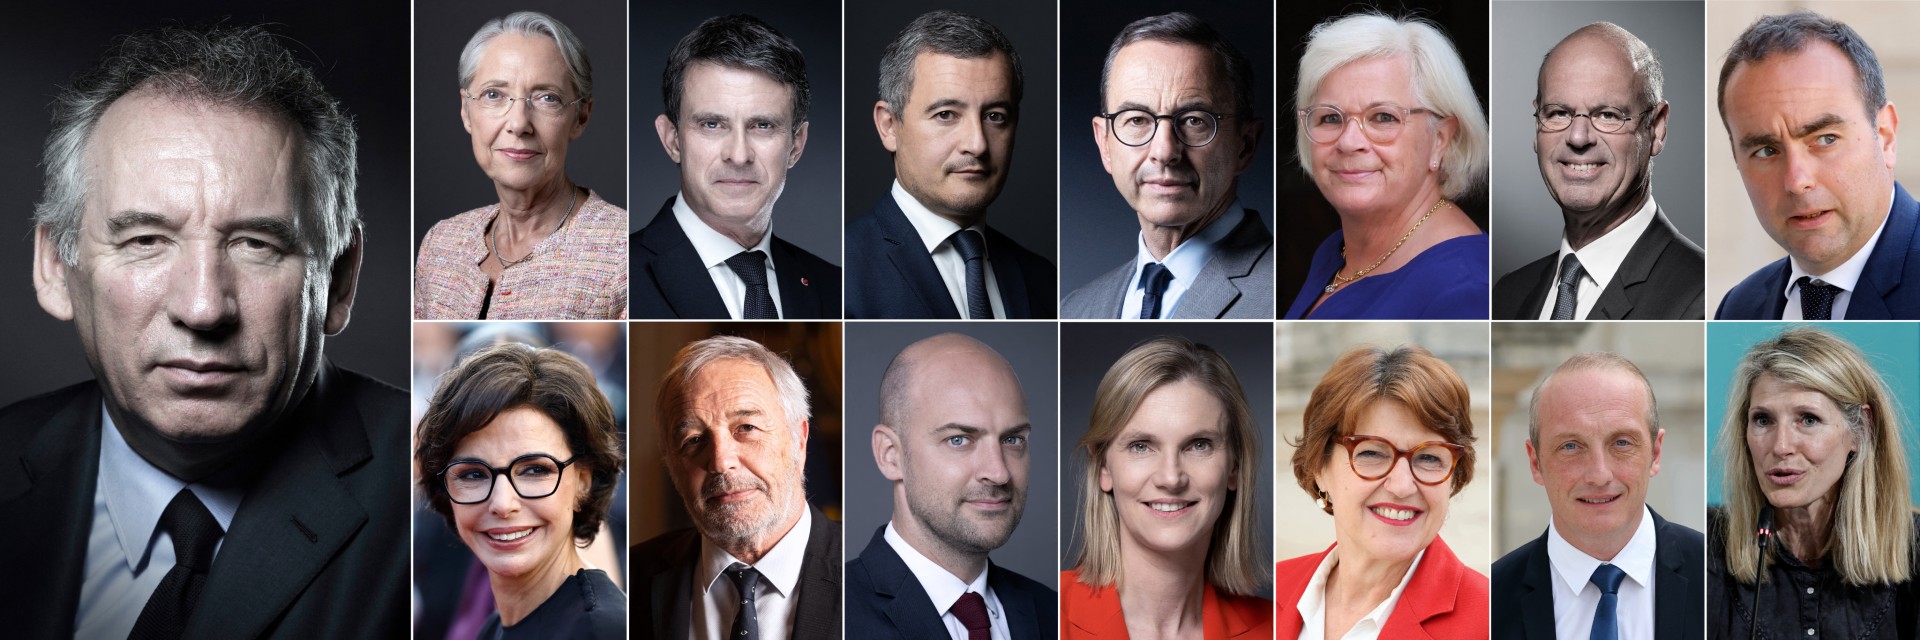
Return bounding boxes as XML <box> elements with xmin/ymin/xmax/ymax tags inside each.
<box><xmin>492</xmin><ymin>186</ymin><xmax>577</xmax><ymax>269</ymax></box>
<box><xmin>1325</xmin><ymin>198</ymin><xmax>1450</xmax><ymax>294</ymax></box>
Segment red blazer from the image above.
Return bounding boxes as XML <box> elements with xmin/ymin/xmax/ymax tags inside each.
<box><xmin>1273</xmin><ymin>535</ymin><xmax>1489</xmax><ymax>640</ymax></box>
<box><xmin>1061</xmin><ymin>569</ymin><xmax>1272</xmax><ymax>640</ymax></box>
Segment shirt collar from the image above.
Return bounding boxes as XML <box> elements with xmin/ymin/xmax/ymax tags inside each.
<box><xmin>1295</xmin><ymin>544</ymin><xmax>1427</xmax><ymax>631</ymax></box>
<box><xmin>673</xmin><ymin>191</ymin><xmax>777</xmax><ymax>272</ymax></box>
<box><xmin>1132</xmin><ymin>201</ymin><xmax>1243</xmax><ymax>285</ymax></box>
<box><xmin>1785</xmin><ymin>186</ymin><xmax>1894</xmax><ymax>297</ymax></box>
<box><xmin>1546</xmin><ymin>504</ymin><xmax>1657</xmax><ymax>596</ymax></box>
<box><xmin>883</xmin><ymin>521</ymin><xmax>991</xmax><ymax>614</ymax></box>
<box><xmin>98</xmin><ymin>405</ymin><xmax>245</xmax><ymax>571</ymax></box>
<box><xmin>696</xmin><ymin>505</ymin><xmax>812</xmax><ymax>599</ymax></box>
<box><xmin>892</xmin><ymin>180</ymin><xmax>989</xmax><ymax>257</ymax></box>
<box><xmin>1557</xmin><ymin>196</ymin><xmax>1659</xmax><ymax>291</ymax></box>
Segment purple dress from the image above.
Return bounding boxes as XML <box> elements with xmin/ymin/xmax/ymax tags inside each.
<box><xmin>1284</xmin><ymin>230</ymin><xmax>1490</xmax><ymax>319</ymax></box>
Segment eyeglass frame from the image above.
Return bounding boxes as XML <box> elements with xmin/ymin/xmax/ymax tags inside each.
<box><xmin>1097</xmin><ymin>108</ymin><xmax>1236</xmax><ymax>147</ymax></box>
<box><xmin>461</xmin><ymin>89</ymin><xmax>588</xmax><ymax>118</ymax></box>
<box><xmin>1532</xmin><ymin>105</ymin><xmax>1655</xmax><ymax>134</ymax></box>
<box><xmin>1296</xmin><ymin>104</ymin><xmax>1442</xmax><ymax>145</ymax></box>
<box><xmin>438</xmin><ymin>453</ymin><xmax>581</xmax><ymax>504</ymax></box>
<box><xmin>1333</xmin><ymin>434</ymin><xmax>1465</xmax><ymax>486</ymax></box>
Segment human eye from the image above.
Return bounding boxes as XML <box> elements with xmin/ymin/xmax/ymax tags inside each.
<box><xmin>1543</xmin><ymin>105</ymin><xmax>1571</xmax><ymax>119</ymax></box>
<box><xmin>1367</xmin><ymin>109</ymin><xmax>1402</xmax><ymax>125</ymax></box>
<box><xmin>121</xmin><ymin>234</ymin><xmax>170</xmax><ymax>256</ymax></box>
<box><xmin>1815</xmin><ymin>133</ymin><xmax>1839</xmax><ymax>146</ymax></box>
<box><xmin>1749</xmin><ymin>411</ymin><xmax>1774</xmax><ymax>428</ymax></box>
<box><xmin>1125</xmin><ymin>440</ymin><xmax>1152</xmax><ymax>454</ymax></box>
<box><xmin>1002</xmin><ymin>434</ymin><xmax>1027</xmax><ymax>448</ymax></box>
<box><xmin>932</xmin><ymin>110</ymin><xmax>956</xmax><ymax>121</ymax></box>
<box><xmin>1119</xmin><ymin>112</ymin><xmax>1152</xmax><ymax>127</ymax></box>
<box><xmin>452</xmin><ymin>466</ymin><xmax>490</xmax><ymax>482</ymax></box>
<box><xmin>945</xmin><ymin>435</ymin><xmax>972</xmax><ymax>448</ymax></box>
<box><xmin>1594</xmin><ymin>109</ymin><xmax>1627</xmax><ymax>124</ymax></box>
<box><xmin>516</xmin><ymin>463</ymin><xmax>556</xmax><ymax>478</ymax></box>
<box><xmin>985</xmin><ymin>111</ymin><xmax>1009</xmax><ymax>124</ymax></box>
<box><xmin>1314</xmin><ymin>110</ymin><xmax>1344</xmax><ymax>126</ymax></box>
<box><xmin>1558</xmin><ymin>441</ymin><xmax>1580</xmax><ymax>452</ymax></box>
<box><xmin>1186</xmin><ymin>438</ymin><xmax>1214</xmax><ymax>453</ymax></box>
<box><xmin>679</xmin><ymin>433</ymin><xmax>706</xmax><ymax>452</ymax></box>
<box><xmin>1353</xmin><ymin>448</ymin><xmax>1389</xmax><ymax>461</ymax></box>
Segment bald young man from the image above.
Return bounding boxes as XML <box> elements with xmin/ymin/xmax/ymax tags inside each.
<box><xmin>847</xmin><ymin>333</ymin><xmax>1057</xmax><ymax>639</ymax></box>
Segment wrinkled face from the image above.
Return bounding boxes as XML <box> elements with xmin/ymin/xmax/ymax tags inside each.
<box><xmin>896</xmin><ymin>350</ymin><xmax>1030</xmax><ymax>554</ymax></box>
<box><xmin>449</xmin><ymin>407</ymin><xmax>586</xmax><ymax>582</ymax></box>
<box><xmin>1101</xmin><ymin>380</ymin><xmax>1235</xmax><ymax>558</ymax></box>
<box><xmin>47</xmin><ymin>92</ymin><xmax>333</xmax><ymax>440</ymax></box>
<box><xmin>1534</xmin><ymin>37</ymin><xmax>1665</xmax><ymax>222</ymax></box>
<box><xmin>1095</xmin><ymin>41</ymin><xmax>1256</xmax><ymax>229</ymax></box>
<box><xmin>658</xmin><ymin>62</ymin><xmax>808</xmax><ymax>231</ymax></box>
<box><xmin>882</xmin><ymin>52</ymin><xmax>1017</xmax><ymax>219</ymax></box>
<box><xmin>665</xmin><ymin>359</ymin><xmax>808</xmax><ymax>546</ymax></box>
<box><xmin>1319</xmin><ymin>401</ymin><xmax>1451</xmax><ymax>566</ymax></box>
<box><xmin>1746</xmin><ymin>373</ymin><xmax>1857</xmax><ymax>513</ymax></box>
<box><xmin>1722</xmin><ymin>41</ymin><xmax>1897</xmax><ymax>275</ymax></box>
<box><xmin>1306</xmin><ymin>55</ymin><xmax>1452</xmax><ymax>218</ymax></box>
<box><xmin>460</xmin><ymin>33</ymin><xmax>590</xmax><ymax>193</ymax></box>
<box><xmin>1527</xmin><ymin>368</ymin><xmax>1663</xmax><ymax>552</ymax></box>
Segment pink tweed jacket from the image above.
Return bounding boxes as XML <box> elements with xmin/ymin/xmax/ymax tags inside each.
<box><xmin>414</xmin><ymin>190</ymin><xmax>628</xmax><ymax>319</ymax></box>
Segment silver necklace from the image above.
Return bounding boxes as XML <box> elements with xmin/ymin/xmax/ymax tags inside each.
<box><xmin>492</xmin><ymin>186</ymin><xmax>576</xmax><ymax>269</ymax></box>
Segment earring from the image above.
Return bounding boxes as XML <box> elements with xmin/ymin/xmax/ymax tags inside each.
<box><xmin>1430</xmin><ymin>160</ymin><xmax>1439</xmax><ymax>170</ymax></box>
<box><xmin>1315</xmin><ymin>492</ymin><xmax>1330</xmax><ymax>512</ymax></box>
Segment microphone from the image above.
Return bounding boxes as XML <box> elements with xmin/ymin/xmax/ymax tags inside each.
<box><xmin>1752</xmin><ymin>505</ymin><xmax>1774</xmax><ymax>640</ymax></box>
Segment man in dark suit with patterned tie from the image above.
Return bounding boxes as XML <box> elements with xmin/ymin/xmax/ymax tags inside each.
<box><xmin>845</xmin><ymin>11</ymin><xmax>1056</xmax><ymax>319</ymax></box>
<box><xmin>1493</xmin><ymin>22</ymin><xmax>1705</xmax><ymax>320</ymax></box>
<box><xmin>632</xmin><ymin>15</ymin><xmax>842</xmax><ymax>319</ymax></box>
<box><xmin>847</xmin><ymin>333</ymin><xmax>1057</xmax><ymax>639</ymax></box>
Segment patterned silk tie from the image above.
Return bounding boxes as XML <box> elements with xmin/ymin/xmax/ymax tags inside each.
<box><xmin>1797</xmin><ymin>276</ymin><xmax>1841</xmax><ymax>320</ymax></box>
<box><xmin>725</xmin><ymin>251</ymin><xmax>778</xmax><ymax>319</ymax></box>
<box><xmin>1552</xmin><ymin>253</ymin><xmax>1585</xmax><ymax>320</ymax></box>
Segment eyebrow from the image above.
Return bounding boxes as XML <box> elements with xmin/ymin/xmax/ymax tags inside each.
<box><xmin>1739</xmin><ymin>113</ymin><xmax>1848</xmax><ymax>150</ymax></box>
<box><xmin>1113</xmin><ymin>99</ymin><xmax>1219</xmax><ymax>114</ymax></box>
<box><xmin>106</xmin><ymin>211</ymin><xmax>173</xmax><ymax>234</ymax></box>
<box><xmin>230</xmin><ymin>216</ymin><xmax>301</xmax><ymax>249</ymax></box>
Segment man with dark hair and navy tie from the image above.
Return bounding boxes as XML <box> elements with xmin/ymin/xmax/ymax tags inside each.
<box><xmin>1491</xmin><ymin>353</ymin><xmax>1704</xmax><ymax>640</ymax></box>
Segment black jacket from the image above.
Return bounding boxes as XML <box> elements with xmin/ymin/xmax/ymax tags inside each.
<box><xmin>631</xmin><ymin>506</ymin><xmax>842</xmax><ymax>640</ymax></box>
<box><xmin>630</xmin><ymin>196</ymin><xmax>842</xmax><ymax>319</ymax></box>
<box><xmin>1491</xmin><ymin>507</ymin><xmax>1705</xmax><ymax>640</ymax></box>
<box><xmin>844</xmin><ymin>194</ymin><xmax>1055</xmax><ymax>319</ymax></box>
<box><xmin>1493</xmin><ymin>207</ymin><xmax>1704</xmax><ymax>319</ymax></box>
<box><xmin>844</xmin><ymin>525</ymin><xmax>1057</xmax><ymax>639</ymax></box>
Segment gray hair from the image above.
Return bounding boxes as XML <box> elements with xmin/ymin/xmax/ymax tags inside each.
<box><xmin>1540</xmin><ymin>22</ymin><xmax>1664</xmax><ymax>109</ymax></box>
<box><xmin>662</xmin><ymin>15</ymin><xmax>810</xmax><ymax>127</ymax></box>
<box><xmin>1719</xmin><ymin>10</ymin><xmax>1885</xmax><ymax>131</ymax></box>
<box><xmin>1527</xmin><ymin>352</ymin><xmax>1660</xmax><ymax>447</ymax></box>
<box><xmin>458</xmin><ymin>11</ymin><xmax>594</xmax><ymax>101</ymax></box>
<box><xmin>1100</xmin><ymin>12</ymin><xmax>1256</xmax><ymax>118</ymax></box>
<box><xmin>656</xmin><ymin>335</ymin><xmax>812</xmax><ymax>451</ymax></box>
<box><xmin>878</xmin><ymin>10</ymin><xmax>1024</xmax><ymax>118</ymax></box>
<box><xmin>35</xmin><ymin>24</ymin><xmax>359</xmax><ymax>268</ymax></box>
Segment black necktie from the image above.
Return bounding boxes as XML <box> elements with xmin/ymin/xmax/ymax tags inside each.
<box><xmin>1588</xmin><ymin>563</ymin><xmax>1626</xmax><ymax>640</ymax></box>
<box><xmin>1138</xmin><ymin>262</ymin><xmax>1174</xmax><ymax>319</ymax></box>
<box><xmin>129</xmin><ymin>489</ymin><xmax>224</xmax><ymax>640</ymax></box>
<box><xmin>949</xmin><ymin>230</ymin><xmax>993</xmax><ymax>319</ymax></box>
<box><xmin>726</xmin><ymin>563</ymin><xmax>761</xmax><ymax>640</ymax></box>
<box><xmin>1798</xmin><ymin>276</ymin><xmax>1842</xmax><ymax>320</ymax></box>
<box><xmin>1552</xmin><ymin>253</ymin><xmax>1585</xmax><ymax>320</ymax></box>
<box><xmin>725</xmin><ymin>251</ymin><xmax>778</xmax><ymax>320</ymax></box>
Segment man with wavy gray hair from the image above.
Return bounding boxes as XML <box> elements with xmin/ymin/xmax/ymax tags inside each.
<box><xmin>846</xmin><ymin>10</ymin><xmax>1056</xmax><ymax>319</ymax></box>
<box><xmin>1</xmin><ymin>23</ymin><xmax>406</xmax><ymax>639</ymax></box>
<box><xmin>634</xmin><ymin>334</ymin><xmax>842</xmax><ymax>640</ymax></box>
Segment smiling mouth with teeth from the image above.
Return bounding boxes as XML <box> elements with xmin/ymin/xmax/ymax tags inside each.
<box><xmin>488</xmin><ymin>528</ymin><xmax>534</xmax><ymax>542</ymax></box>
<box><xmin>1370</xmin><ymin>506</ymin><xmax>1418</xmax><ymax>521</ymax></box>
<box><xmin>1578</xmin><ymin>495</ymin><xmax>1620</xmax><ymax>504</ymax></box>
<box><xmin>1149</xmin><ymin>501</ymin><xmax>1195</xmax><ymax>512</ymax></box>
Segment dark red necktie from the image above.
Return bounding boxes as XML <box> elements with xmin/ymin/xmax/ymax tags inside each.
<box><xmin>951</xmin><ymin>591</ymin><xmax>991</xmax><ymax>640</ymax></box>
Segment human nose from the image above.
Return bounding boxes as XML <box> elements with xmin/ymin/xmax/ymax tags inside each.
<box><xmin>1334</xmin><ymin>114</ymin><xmax>1371</xmax><ymax>152</ymax></box>
<box><xmin>1782</xmin><ymin>147</ymin><xmax>1818</xmax><ymax>195</ymax></box>
<box><xmin>166</xmin><ymin>242</ymin><xmax>238</xmax><ymax>333</ymax></box>
<box><xmin>501</xmin><ymin>97</ymin><xmax>534</xmax><ymax>136</ymax></box>
<box><xmin>1146</xmin><ymin>116</ymin><xmax>1186</xmax><ymax>167</ymax></box>
<box><xmin>1380</xmin><ymin>455</ymin><xmax>1420</xmax><ymax>496</ymax></box>
<box><xmin>703</xmin><ymin>430</ymin><xmax>743</xmax><ymax>475</ymax></box>
<box><xmin>1565</xmin><ymin>115</ymin><xmax>1596</xmax><ymax>149</ymax></box>
<box><xmin>723</xmin><ymin>127</ymin><xmax>754</xmax><ymax>166</ymax></box>
<box><xmin>959</xmin><ymin>115</ymin><xmax>989</xmax><ymax>157</ymax></box>
<box><xmin>486</xmin><ymin>472</ymin><xmax>522</xmax><ymax>517</ymax></box>
<box><xmin>1151</xmin><ymin>449</ymin><xmax>1188</xmax><ymax>491</ymax></box>
<box><xmin>976</xmin><ymin>440</ymin><xmax>1012</xmax><ymax>485</ymax></box>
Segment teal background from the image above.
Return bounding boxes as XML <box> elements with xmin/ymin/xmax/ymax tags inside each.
<box><xmin>1706</xmin><ymin>322</ymin><xmax>1920</xmax><ymax>505</ymax></box>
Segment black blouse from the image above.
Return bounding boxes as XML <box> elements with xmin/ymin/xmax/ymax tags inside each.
<box><xmin>1709</xmin><ymin>508</ymin><xmax>1920</xmax><ymax>640</ymax></box>
<box><xmin>478</xmin><ymin>568</ymin><xmax>626</xmax><ymax>640</ymax></box>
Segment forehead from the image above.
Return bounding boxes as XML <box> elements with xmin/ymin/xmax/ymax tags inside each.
<box><xmin>1748</xmin><ymin>373</ymin><xmax>1840</xmax><ymax>408</ymax></box>
<box><xmin>86</xmin><ymin>92</ymin><xmax>299</xmax><ymax>222</ymax></box>
<box><xmin>473</xmin><ymin>32</ymin><xmax>571</xmax><ymax>86</ymax></box>
<box><xmin>1313</xmin><ymin>55</ymin><xmax>1415</xmax><ymax>106</ymax></box>
<box><xmin>682</xmin><ymin>358</ymin><xmax>783</xmax><ymax>412</ymax></box>
<box><xmin>1123</xmin><ymin>379</ymin><xmax>1224</xmax><ymax>436</ymax></box>
<box><xmin>452</xmin><ymin>406</ymin><xmax>571</xmax><ymax>460</ymax></box>
<box><xmin>1537</xmin><ymin>368</ymin><xmax>1650</xmax><ymax>435</ymax></box>
<box><xmin>1723</xmin><ymin>40</ymin><xmax>1866</xmax><ymax>129</ymax></box>
<box><xmin>681</xmin><ymin>61</ymin><xmax>793</xmax><ymax>111</ymax></box>
<box><xmin>1539</xmin><ymin>36</ymin><xmax>1637</xmax><ymax>101</ymax></box>
<box><xmin>1350</xmin><ymin>399</ymin><xmax>1446</xmax><ymax>445</ymax></box>
<box><xmin>907</xmin><ymin>51</ymin><xmax>1014</xmax><ymax>102</ymax></box>
<box><xmin>904</xmin><ymin>348</ymin><xmax>1024</xmax><ymax>422</ymax></box>
<box><xmin>1106</xmin><ymin>40</ymin><xmax>1228</xmax><ymax>107</ymax></box>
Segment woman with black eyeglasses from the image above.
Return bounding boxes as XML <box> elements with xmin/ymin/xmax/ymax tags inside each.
<box><xmin>416</xmin><ymin>343</ymin><xmax>626</xmax><ymax>639</ymax></box>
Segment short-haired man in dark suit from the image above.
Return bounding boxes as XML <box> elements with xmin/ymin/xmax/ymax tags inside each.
<box><xmin>1494</xmin><ymin>22</ymin><xmax>1705</xmax><ymax>320</ymax></box>
<box><xmin>848</xmin><ymin>333</ymin><xmax>1056</xmax><ymax>639</ymax></box>
<box><xmin>1491</xmin><ymin>353</ymin><xmax>1704</xmax><ymax>640</ymax></box>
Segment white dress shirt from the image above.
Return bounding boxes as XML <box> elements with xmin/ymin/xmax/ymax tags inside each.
<box><xmin>1295</xmin><ymin>545</ymin><xmax>1427</xmax><ymax>640</ymax></box>
<box><xmin>891</xmin><ymin>180</ymin><xmax>1007</xmax><ymax>319</ymax></box>
<box><xmin>1546</xmin><ymin>505</ymin><xmax>1657</xmax><ymax>640</ymax></box>
<box><xmin>693</xmin><ymin>507</ymin><xmax>811</xmax><ymax>640</ymax></box>
<box><xmin>674</xmin><ymin>192</ymin><xmax>786</xmax><ymax>319</ymax></box>
<box><xmin>77</xmin><ymin>407</ymin><xmax>246</xmax><ymax>639</ymax></box>
<box><xmin>1538</xmin><ymin>197</ymin><xmax>1659</xmax><ymax>320</ymax></box>
<box><xmin>1122</xmin><ymin>201</ymin><xmax>1243</xmax><ymax>319</ymax></box>
<box><xmin>883</xmin><ymin>523</ymin><xmax>1011</xmax><ymax>640</ymax></box>
<box><xmin>1781</xmin><ymin>187</ymin><xmax>1893</xmax><ymax>319</ymax></box>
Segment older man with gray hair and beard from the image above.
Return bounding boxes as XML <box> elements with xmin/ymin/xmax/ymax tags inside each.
<box><xmin>634</xmin><ymin>335</ymin><xmax>841</xmax><ymax>640</ymax></box>
<box><xmin>846</xmin><ymin>333</ymin><xmax>1057</xmax><ymax>639</ymax></box>
<box><xmin>0</xmin><ymin>23</ymin><xmax>406</xmax><ymax>639</ymax></box>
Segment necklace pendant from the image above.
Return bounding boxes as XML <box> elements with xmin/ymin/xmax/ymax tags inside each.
<box><xmin>1325</xmin><ymin>284</ymin><xmax>1338</xmax><ymax>293</ymax></box>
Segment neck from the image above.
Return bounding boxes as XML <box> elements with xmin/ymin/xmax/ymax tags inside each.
<box><xmin>489</xmin><ymin>544</ymin><xmax>584</xmax><ymax>626</ymax></box>
<box><xmin>694</xmin><ymin>209</ymin><xmax>772</xmax><ymax>250</ymax></box>
<box><xmin>495</xmin><ymin>178</ymin><xmax>576</xmax><ymax>244</ymax></box>
<box><xmin>1325</xmin><ymin>543</ymin><xmax>1414</xmax><ymax>619</ymax></box>
<box><xmin>1114</xmin><ymin>534</ymin><xmax>1210</xmax><ymax>640</ymax></box>
<box><xmin>1776</xmin><ymin>496</ymin><xmax>1838</xmax><ymax>566</ymax></box>
<box><xmin>1338</xmin><ymin>181</ymin><xmax>1446</xmax><ymax>261</ymax></box>
<box><xmin>891</xmin><ymin>513</ymin><xmax>988</xmax><ymax>583</ymax></box>
<box><xmin>1561</xmin><ymin>192</ymin><xmax>1646</xmax><ymax>251</ymax></box>
<box><xmin>720</xmin><ymin>499</ymin><xmax>805</xmax><ymax>565</ymax></box>
<box><xmin>1140</xmin><ymin>200</ymin><xmax>1233</xmax><ymax>262</ymax></box>
<box><xmin>1556</xmin><ymin>510</ymin><xmax>1637</xmax><ymax>561</ymax></box>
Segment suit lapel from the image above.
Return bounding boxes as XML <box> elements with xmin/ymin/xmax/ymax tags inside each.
<box><xmin>872</xmin><ymin>198</ymin><xmax>962</xmax><ymax>318</ymax></box>
<box><xmin>638</xmin><ymin>199</ymin><xmax>734</xmax><ymax>318</ymax></box>
<box><xmin>1079</xmin><ymin>262</ymin><xmax>1133</xmax><ymax>319</ymax></box>
<box><xmin>1521</xmin><ymin>533</ymin><xmax>1557</xmax><ymax>640</ymax></box>
<box><xmin>1852</xmin><ymin>182</ymin><xmax>1920</xmax><ymax>319</ymax></box>
<box><xmin>985</xmin><ymin>229</ymin><xmax>1033</xmax><ymax>319</ymax></box>
<box><xmin>989</xmin><ymin>564</ymin><xmax>1044</xmax><ymax>640</ymax></box>
<box><xmin>860</xmin><ymin>527</ymin><xmax>952</xmax><ymax>639</ymax></box>
<box><xmin>638</xmin><ymin>529</ymin><xmax>697</xmax><ymax>640</ymax></box>
<box><xmin>770</xmin><ymin>239</ymin><xmax>823</xmax><ymax>318</ymax></box>
<box><xmin>789</xmin><ymin>507</ymin><xmax>841</xmax><ymax>640</ymax></box>
<box><xmin>0</xmin><ymin>383</ymin><xmax>102</xmax><ymax>638</ymax></box>
<box><xmin>1518</xmin><ymin>259</ymin><xmax>1553</xmax><ymax>319</ymax></box>
<box><xmin>1172</xmin><ymin>209</ymin><xmax>1265</xmax><ymax>319</ymax></box>
<box><xmin>1650</xmin><ymin>510</ymin><xmax>1694</xmax><ymax>640</ymax></box>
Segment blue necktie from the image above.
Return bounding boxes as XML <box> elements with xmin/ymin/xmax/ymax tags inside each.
<box><xmin>1138</xmin><ymin>262</ymin><xmax>1173</xmax><ymax>319</ymax></box>
<box><xmin>1589</xmin><ymin>563</ymin><xmax>1626</xmax><ymax>640</ymax></box>
<box><xmin>1797</xmin><ymin>276</ymin><xmax>1841</xmax><ymax>320</ymax></box>
<box><xmin>950</xmin><ymin>230</ymin><xmax>993</xmax><ymax>319</ymax></box>
<box><xmin>727</xmin><ymin>563</ymin><xmax>761</xmax><ymax>640</ymax></box>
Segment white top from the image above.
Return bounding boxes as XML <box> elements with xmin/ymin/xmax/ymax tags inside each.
<box><xmin>1295</xmin><ymin>545</ymin><xmax>1427</xmax><ymax>640</ymax></box>
<box><xmin>77</xmin><ymin>406</ymin><xmax>245</xmax><ymax>640</ymax></box>
<box><xmin>1122</xmin><ymin>201</ymin><xmax>1243</xmax><ymax>319</ymax></box>
<box><xmin>891</xmin><ymin>181</ymin><xmax>1007</xmax><ymax>319</ymax></box>
<box><xmin>1781</xmin><ymin>187</ymin><xmax>1894</xmax><ymax>320</ymax></box>
<box><xmin>883</xmin><ymin>522</ymin><xmax>1011</xmax><ymax>640</ymax></box>
<box><xmin>693</xmin><ymin>507</ymin><xmax>812</xmax><ymax>640</ymax></box>
<box><xmin>674</xmin><ymin>192</ymin><xmax>786</xmax><ymax>319</ymax></box>
<box><xmin>1538</xmin><ymin>197</ymin><xmax>1659</xmax><ymax>320</ymax></box>
<box><xmin>1546</xmin><ymin>505</ymin><xmax>1657</xmax><ymax>640</ymax></box>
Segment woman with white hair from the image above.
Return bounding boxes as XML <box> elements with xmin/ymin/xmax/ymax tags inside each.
<box><xmin>1283</xmin><ymin>13</ymin><xmax>1490</xmax><ymax>320</ymax></box>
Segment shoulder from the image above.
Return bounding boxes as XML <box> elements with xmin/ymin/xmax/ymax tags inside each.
<box><xmin>579</xmin><ymin>569</ymin><xmax>628</xmax><ymax>639</ymax></box>
<box><xmin>1722</xmin><ymin>258</ymin><xmax>1791</xmax><ymax>304</ymax></box>
<box><xmin>1494</xmin><ymin>252</ymin><xmax>1557</xmax><ymax>294</ymax></box>
<box><xmin>989</xmin><ymin>562</ymin><xmax>1059</xmax><ymax>600</ymax></box>
<box><xmin>631</xmin><ymin>527</ymin><xmax>702</xmax><ymax>570</ymax></box>
<box><xmin>1490</xmin><ymin>530</ymin><xmax>1545</xmax><ymax>585</ymax></box>
<box><xmin>771</xmin><ymin>235</ymin><xmax>841</xmax><ymax>276</ymax></box>
<box><xmin>421</xmin><ymin>205</ymin><xmax>494</xmax><ymax>243</ymax></box>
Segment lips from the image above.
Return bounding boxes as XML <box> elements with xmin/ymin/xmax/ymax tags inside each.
<box><xmin>1367</xmin><ymin>502</ymin><xmax>1423</xmax><ymax>526</ymax></box>
<box><xmin>497</xmin><ymin>148</ymin><xmax>540</xmax><ymax>161</ymax></box>
<box><xmin>1767</xmin><ymin>467</ymin><xmax>1806</xmax><ymax>486</ymax></box>
<box><xmin>1558</xmin><ymin>160</ymin><xmax>1606</xmax><ymax>179</ymax></box>
<box><xmin>1787</xmin><ymin>210</ymin><xmax>1833</xmax><ymax>230</ymax></box>
<box><xmin>1143</xmin><ymin>499</ymin><xmax>1197</xmax><ymax>518</ymax></box>
<box><xmin>156</xmin><ymin>359</ymin><xmax>244</xmax><ymax>389</ymax></box>
<box><xmin>483</xmin><ymin>526</ymin><xmax>537</xmax><ymax>549</ymax></box>
<box><xmin>1577</xmin><ymin>494</ymin><xmax>1621</xmax><ymax>505</ymax></box>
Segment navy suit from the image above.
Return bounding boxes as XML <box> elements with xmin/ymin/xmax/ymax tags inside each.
<box><xmin>1717</xmin><ymin>181</ymin><xmax>1920</xmax><ymax>319</ymax></box>
<box><xmin>845</xmin><ymin>195</ymin><xmax>1055</xmax><ymax>319</ymax></box>
<box><xmin>845</xmin><ymin>526</ymin><xmax>1057</xmax><ymax>640</ymax></box>
<box><xmin>1490</xmin><ymin>507</ymin><xmax>1704</xmax><ymax>640</ymax></box>
<box><xmin>630</xmin><ymin>197</ymin><xmax>842</xmax><ymax>319</ymax></box>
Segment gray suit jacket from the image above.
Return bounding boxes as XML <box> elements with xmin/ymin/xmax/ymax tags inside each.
<box><xmin>1060</xmin><ymin>208</ymin><xmax>1274</xmax><ymax>319</ymax></box>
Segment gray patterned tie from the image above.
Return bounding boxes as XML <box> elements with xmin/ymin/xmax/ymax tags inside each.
<box><xmin>1797</xmin><ymin>276</ymin><xmax>1841</xmax><ymax>320</ymax></box>
<box><xmin>726</xmin><ymin>563</ymin><xmax>761</xmax><ymax>640</ymax></box>
<box><xmin>1552</xmin><ymin>253</ymin><xmax>1585</xmax><ymax>320</ymax></box>
<box><xmin>949</xmin><ymin>230</ymin><xmax>993</xmax><ymax>319</ymax></box>
<box><xmin>725</xmin><ymin>251</ymin><xmax>778</xmax><ymax>320</ymax></box>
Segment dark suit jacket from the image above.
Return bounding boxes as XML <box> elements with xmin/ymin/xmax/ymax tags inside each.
<box><xmin>845</xmin><ymin>525</ymin><xmax>1056</xmax><ymax>640</ymax></box>
<box><xmin>845</xmin><ymin>195</ymin><xmax>1056</xmax><ymax>319</ymax></box>
<box><xmin>630</xmin><ymin>196</ymin><xmax>843</xmax><ymax>319</ymax></box>
<box><xmin>1718</xmin><ymin>181</ymin><xmax>1920</xmax><ymax>319</ymax></box>
<box><xmin>1490</xmin><ymin>507</ymin><xmax>1705</xmax><ymax>640</ymax></box>
<box><xmin>1275</xmin><ymin>535</ymin><xmax>1485</xmax><ymax>639</ymax></box>
<box><xmin>0</xmin><ymin>364</ymin><xmax>410</xmax><ymax>639</ymax></box>
<box><xmin>632</xmin><ymin>506</ymin><xmax>842</xmax><ymax>640</ymax></box>
<box><xmin>1493</xmin><ymin>207</ymin><xmax>1705</xmax><ymax>319</ymax></box>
